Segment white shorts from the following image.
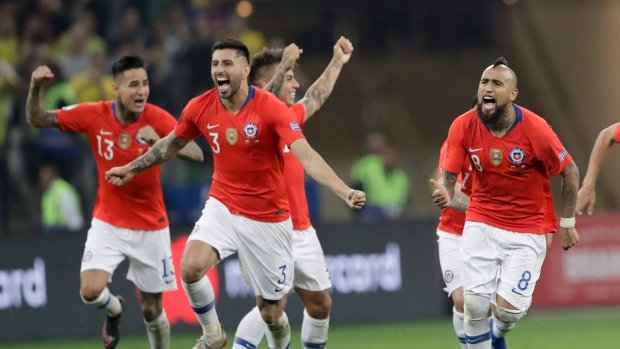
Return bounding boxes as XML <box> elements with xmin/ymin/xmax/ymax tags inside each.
<box><xmin>461</xmin><ymin>221</ymin><xmax>547</xmax><ymax>311</ymax></box>
<box><xmin>437</xmin><ymin>229</ymin><xmax>463</xmax><ymax>296</ymax></box>
<box><xmin>292</xmin><ymin>226</ymin><xmax>331</xmax><ymax>292</ymax></box>
<box><xmin>81</xmin><ymin>218</ymin><xmax>177</xmax><ymax>293</ymax></box>
<box><xmin>188</xmin><ymin>197</ymin><xmax>294</xmax><ymax>300</ymax></box>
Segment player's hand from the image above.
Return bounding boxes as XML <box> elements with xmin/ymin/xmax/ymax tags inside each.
<box><xmin>105</xmin><ymin>165</ymin><xmax>135</xmax><ymax>186</ymax></box>
<box><xmin>545</xmin><ymin>233</ymin><xmax>553</xmax><ymax>248</ymax></box>
<box><xmin>558</xmin><ymin>227</ymin><xmax>579</xmax><ymax>250</ymax></box>
<box><xmin>31</xmin><ymin>65</ymin><xmax>54</xmax><ymax>88</ymax></box>
<box><xmin>334</xmin><ymin>36</ymin><xmax>354</xmax><ymax>64</ymax></box>
<box><xmin>576</xmin><ymin>185</ymin><xmax>595</xmax><ymax>216</ymax></box>
<box><xmin>346</xmin><ymin>189</ymin><xmax>366</xmax><ymax>209</ymax></box>
<box><xmin>138</xmin><ymin>126</ymin><xmax>160</xmax><ymax>145</ymax></box>
<box><xmin>430</xmin><ymin>179</ymin><xmax>450</xmax><ymax>209</ymax></box>
<box><xmin>281</xmin><ymin>44</ymin><xmax>303</xmax><ymax>72</ymax></box>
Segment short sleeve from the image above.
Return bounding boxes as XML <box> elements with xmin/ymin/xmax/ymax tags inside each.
<box><xmin>175</xmin><ymin>100</ymin><xmax>202</xmax><ymax>139</ymax></box>
<box><xmin>152</xmin><ymin>107</ymin><xmax>178</xmax><ymax>137</ymax></box>
<box><xmin>56</xmin><ymin>103</ymin><xmax>97</xmax><ymax>132</ymax></box>
<box><xmin>532</xmin><ymin>123</ymin><xmax>572</xmax><ymax>177</ymax></box>
<box><xmin>613</xmin><ymin>123</ymin><xmax>620</xmax><ymax>143</ymax></box>
<box><xmin>442</xmin><ymin>117</ymin><xmax>467</xmax><ymax>175</ymax></box>
<box><xmin>265</xmin><ymin>97</ymin><xmax>305</xmax><ymax>146</ymax></box>
<box><xmin>290</xmin><ymin>103</ymin><xmax>306</xmax><ymax>127</ymax></box>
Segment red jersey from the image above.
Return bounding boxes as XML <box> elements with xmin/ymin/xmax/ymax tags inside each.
<box><xmin>437</xmin><ymin>140</ymin><xmax>474</xmax><ymax>235</ymax></box>
<box><xmin>280</xmin><ymin>103</ymin><xmax>311</xmax><ymax>230</ymax></box>
<box><xmin>442</xmin><ymin>105</ymin><xmax>572</xmax><ymax>235</ymax></box>
<box><xmin>57</xmin><ymin>101</ymin><xmax>177</xmax><ymax>230</ymax></box>
<box><xmin>614</xmin><ymin>123</ymin><xmax>620</xmax><ymax>141</ymax></box>
<box><xmin>175</xmin><ymin>86</ymin><xmax>305</xmax><ymax>222</ymax></box>
<box><xmin>542</xmin><ymin>178</ymin><xmax>557</xmax><ymax>234</ymax></box>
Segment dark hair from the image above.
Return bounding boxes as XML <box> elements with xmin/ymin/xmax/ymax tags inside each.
<box><xmin>212</xmin><ymin>39</ymin><xmax>250</xmax><ymax>64</ymax></box>
<box><xmin>249</xmin><ymin>48</ymin><xmax>283</xmax><ymax>85</ymax></box>
<box><xmin>493</xmin><ymin>57</ymin><xmax>509</xmax><ymax>68</ymax></box>
<box><xmin>111</xmin><ymin>55</ymin><xmax>146</xmax><ymax>79</ymax></box>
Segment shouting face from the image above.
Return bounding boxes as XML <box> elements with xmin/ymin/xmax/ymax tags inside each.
<box><xmin>476</xmin><ymin>65</ymin><xmax>518</xmax><ymax>127</ymax></box>
<box><xmin>211</xmin><ymin>48</ymin><xmax>249</xmax><ymax>100</ymax></box>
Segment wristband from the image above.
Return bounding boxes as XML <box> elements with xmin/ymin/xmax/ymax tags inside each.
<box><xmin>559</xmin><ymin>217</ymin><xmax>576</xmax><ymax>228</ymax></box>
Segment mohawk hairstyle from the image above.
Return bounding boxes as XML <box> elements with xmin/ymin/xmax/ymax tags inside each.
<box><xmin>249</xmin><ymin>48</ymin><xmax>284</xmax><ymax>86</ymax></box>
<box><xmin>212</xmin><ymin>39</ymin><xmax>250</xmax><ymax>63</ymax></box>
<box><xmin>493</xmin><ymin>57</ymin><xmax>509</xmax><ymax>68</ymax></box>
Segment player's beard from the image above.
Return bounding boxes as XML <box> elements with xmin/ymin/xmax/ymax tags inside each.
<box><xmin>476</xmin><ymin>101</ymin><xmax>508</xmax><ymax>128</ymax></box>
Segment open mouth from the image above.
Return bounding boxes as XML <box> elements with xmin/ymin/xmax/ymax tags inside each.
<box><xmin>135</xmin><ymin>98</ymin><xmax>145</xmax><ymax>108</ymax></box>
<box><xmin>482</xmin><ymin>96</ymin><xmax>496</xmax><ymax>111</ymax></box>
<box><xmin>216</xmin><ymin>76</ymin><xmax>231</xmax><ymax>92</ymax></box>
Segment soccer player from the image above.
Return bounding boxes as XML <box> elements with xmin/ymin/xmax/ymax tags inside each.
<box><xmin>230</xmin><ymin>37</ymin><xmax>353</xmax><ymax>349</ymax></box>
<box><xmin>575</xmin><ymin>123</ymin><xmax>620</xmax><ymax>215</ymax></box>
<box><xmin>104</xmin><ymin>39</ymin><xmax>365</xmax><ymax>349</ymax></box>
<box><xmin>26</xmin><ymin>55</ymin><xmax>204</xmax><ymax>349</ymax></box>
<box><xmin>431</xmin><ymin>57</ymin><xmax>579</xmax><ymax>349</ymax></box>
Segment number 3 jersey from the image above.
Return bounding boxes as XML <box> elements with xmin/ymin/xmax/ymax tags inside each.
<box><xmin>56</xmin><ymin>101</ymin><xmax>178</xmax><ymax>230</ymax></box>
<box><xmin>175</xmin><ymin>86</ymin><xmax>305</xmax><ymax>223</ymax></box>
<box><xmin>442</xmin><ymin>104</ymin><xmax>571</xmax><ymax>235</ymax></box>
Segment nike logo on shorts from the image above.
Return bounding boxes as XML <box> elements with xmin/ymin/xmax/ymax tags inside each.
<box><xmin>511</xmin><ymin>288</ymin><xmax>525</xmax><ymax>296</ymax></box>
<box><xmin>275</xmin><ymin>287</ymin><xmax>284</xmax><ymax>292</ymax></box>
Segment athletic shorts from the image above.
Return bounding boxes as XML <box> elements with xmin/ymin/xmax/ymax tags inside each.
<box><xmin>292</xmin><ymin>226</ymin><xmax>331</xmax><ymax>292</ymax></box>
<box><xmin>188</xmin><ymin>197</ymin><xmax>294</xmax><ymax>300</ymax></box>
<box><xmin>80</xmin><ymin>218</ymin><xmax>177</xmax><ymax>293</ymax></box>
<box><xmin>436</xmin><ymin>229</ymin><xmax>463</xmax><ymax>296</ymax></box>
<box><xmin>461</xmin><ymin>221</ymin><xmax>547</xmax><ymax>311</ymax></box>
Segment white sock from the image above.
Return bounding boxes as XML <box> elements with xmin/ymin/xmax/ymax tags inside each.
<box><xmin>491</xmin><ymin>315</ymin><xmax>515</xmax><ymax>339</ymax></box>
<box><xmin>81</xmin><ymin>287</ymin><xmax>122</xmax><ymax>316</ymax></box>
<box><xmin>301</xmin><ymin>309</ymin><xmax>329</xmax><ymax>349</ymax></box>
<box><xmin>232</xmin><ymin>306</ymin><xmax>264</xmax><ymax>349</ymax></box>
<box><xmin>182</xmin><ymin>276</ymin><xmax>221</xmax><ymax>338</ymax></box>
<box><xmin>464</xmin><ymin>315</ymin><xmax>491</xmax><ymax>349</ymax></box>
<box><xmin>264</xmin><ymin>312</ymin><xmax>291</xmax><ymax>349</ymax></box>
<box><xmin>452</xmin><ymin>308</ymin><xmax>467</xmax><ymax>349</ymax></box>
<box><xmin>144</xmin><ymin>310</ymin><xmax>170</xmax><ymax>349</ymax></box>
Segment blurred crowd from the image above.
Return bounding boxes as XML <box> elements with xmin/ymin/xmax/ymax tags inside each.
<box><xmin>0</xmin><ymin>0</ymin><xmax>275</xmax><ymax>236</ymax></box>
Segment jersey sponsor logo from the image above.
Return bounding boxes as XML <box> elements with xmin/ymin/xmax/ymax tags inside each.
<box><xmin>243</xmin><ymin>122</ymin><xmax>258</xmax><ymax>139</ymax></box>
<box><xmin>62</xmin><ymin>104</ymin><xmax>78</xmax><ymax>110</ymax></box>
<box><xmin>207</xmin><ymin>123</ymin><xmax>220</xmax><ymax>129</ymax></box>
<box><xmin>118</xmin><ymin>133</ymin><xmax>131</xmax><ymax>150</ymax></box>
<box><xmin>83</xmin><ymin>250</ymin><xmax>93</xmax><ymax>262</ymax></box>
<box><xmin>490</xmin><ymin>148</ymin><xmax>503</xmax><ymax>166</ymax></box>
<box><xmin>559</xmin><ymin>148</ymin><xmax>568</xmax><ymax>161</ymax></box>
<box><xmin>509</xmin><ymin>147</ymin><xmax>526</xmax><ymax>165</ymax></box>
<box><xmin>469</xmin><ymin>147</ymin><xmax>483</xmax><ymax>153</ymax></box>
<box><xmin>226</xmin><ymin>128</ymin><xmax>238</xmax><ymax>145</ymax></box>
<box><xmin>100</xmin><ymin>129</ymin><xmax>113</xmax><ymax>136</ymax></box>
<box><xmin>444</xmin><ymin>270</ymin><xmax>454</xmax><ymax>283</ymax></box>
<box><xmin>290</xmin><ymin>122</ymin><xmax>301</xmax><ymax>131</ymax></box>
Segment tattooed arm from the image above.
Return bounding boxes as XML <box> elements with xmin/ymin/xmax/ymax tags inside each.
<box><xmin>26</xmin><ymin>65</ymin><xmax>60</xmax><ymax>128</ymax></box>
<box><xmin>299</xmin><ymin>37</ymin><xmax>353</xmax><ymax>121</ymax></box>
<box><xmin>263</xmin><ymin>44</ymin><xmax>302</xmax><ymax>96</ymax></box>
<box><xmin>105</xmin><ymin>131</ymin><xmax>192</xmax><ymax>186</ymax></box>
<box><xmin>558</xmin><ymin>160</ymin><xmax>580</xmax><ymax>250</ymax></box>
<box><xmin>449</xmin><ymin>183</ymin><xmax>470</xmax><ymax>213</ymax></box>
<box><xmin>430</xmin><ymin>170</ymin><xmax>458</xmax><ymax>209</ymax></box>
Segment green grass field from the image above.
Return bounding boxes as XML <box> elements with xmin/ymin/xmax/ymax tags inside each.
<box><xmin>3</xmin><ymin>307</ymin><xmax>619</xmax><ymax>349</ymax></box>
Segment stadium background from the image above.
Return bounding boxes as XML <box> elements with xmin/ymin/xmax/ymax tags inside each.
<box><xmin>2</xmin><ymin>0</ymin><xmax>620</xmax><ymax>347</ymax></box>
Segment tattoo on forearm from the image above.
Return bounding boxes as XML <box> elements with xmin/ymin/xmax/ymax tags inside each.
<box><xmin>561</xmin><ymin>162</ymin><xmax>579</xmax><ymax>217</ymax></box>
<box><xmin>450</xmin><ymin>193</ymin><xmax>470</xmax><ymax>213</ymax></box>
<box><xmin>265</xmin><ymin>73</ymin><xmax>285</xmax><ymax>96</ymax></box>
<box><xmin>26</xmin><ymin>85</ymin><xmax>59</xmax><ymax>127</ymax></box>
<box><xmin>304</xmin><ymin>60</ymin><xmax>343</xmax><ymax>116</ymax></box>
<box><xmin>131</xmin><ymin>147</ymin><xmax>164</xmax><ymax>173</ymax></box>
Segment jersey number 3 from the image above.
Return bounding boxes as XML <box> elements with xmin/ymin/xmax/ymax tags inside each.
<box><xmin>209</xmin><ymin>132</ymin><xmax>220</xmax><ymax>153</ymax></box>
<box><xmin>96</xmin><ymin>135</ymin><xmax>114</xmax><ymax>160</ymax></box>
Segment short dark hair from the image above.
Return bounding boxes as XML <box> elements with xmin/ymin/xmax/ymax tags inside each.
<box><xmin>249</xmin><ymin>48</ymin><xmax>283</xmax><ymax>85</ymax></box>
<box><xmin>111</xmin><ymin>55</ymin><xmax>146</xmax><ymax>80</ymax></box>
<box><xmin>493</xmin><ymin>57</ymin><xmax>509</xmax><ymax>68</ymax></box>
<box><xmin>212</xmin><ymin>39</ymin><xmax>250</xmax><ymax>63</ymax></box>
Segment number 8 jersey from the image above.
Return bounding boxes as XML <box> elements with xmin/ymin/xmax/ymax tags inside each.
<box><xmin>442</xmin><ymin>104</ymin><xmax>572</xmax><ymax>235</ymax></box>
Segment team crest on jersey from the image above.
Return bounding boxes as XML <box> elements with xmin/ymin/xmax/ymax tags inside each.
<box><xmin>490</xmin><ymin>148</ymin><xmax>503</xmax><ymax>166</ymax></box>
<box><xmin>226</xmin><ymin>128</ymin><xmax>238</xmax><ymax>145</ymax></box>
<box><xmin>509</xmin><ymin>147</ymin><xmax>526</xmax><ymax>165</ymax></box>
<box><xmin>444</xmin><ymin>270</ymin><xmax>454</xmax><ymax>283</ymax></box>
<box><xmin>83</xmin><ymin>250</ymin><xmax>93</xmax><ymax>262</ymax></box>
<box><xmin>243</xmin><ymin>122</ymin><xmax>258</xmax><ymax>139</ymax></box>
<box><xmin>118</xmin><ymin>133</ymin><xmax>131</xmax><ymax>150</ymax></box>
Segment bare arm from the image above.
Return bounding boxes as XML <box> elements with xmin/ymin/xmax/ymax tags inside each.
<box><xmin>430</xmin><ymin>170</ymin><xmax>458</xmax><ymax>209</ymax></box>
<box><xmin>299</xmin><ymin>37</ymin><xmax>353</xmax><ymax>120</ymax></box>
<box><xmin>560</xmin><ymin>160</ymin><xmax>580</xmax><ymax>219</ymax></box>
<box><xmin>129</xmin><ymin>131</ymin><xmax>190</xmax><ymax>173</ymax></box>
<box><xmin>177</xmin><ymin>141</ymin><xmax>204</xmax><ymax>162</ymax></box>
<box><xmin>449</xmin><ymin>183</ymin><xmax>470</xmax><ymax>213</ymax></box>
<box><xmin>576</xmin><ymin>124</ymin><xmax>616</xmax><ymax>214</ymax></box>
<box><xmin>264</xmin><ymin>44</ymin><xmax>302</xmax><ymax>96</ymax></box>
<box><xmin>26</xmin><ymin>66</ymin><xmax>59</xmax><ymax>128</ymax></box>
<box><xmin>290</xmin><ymin>138</ymin><xmax>365</xmax><ymax>208</ymax></box>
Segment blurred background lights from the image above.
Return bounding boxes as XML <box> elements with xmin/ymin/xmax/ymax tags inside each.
<box><xmin>236</xmin><ymin>1</ymin><xmax>254</xmax><ymax>18</ymax></box>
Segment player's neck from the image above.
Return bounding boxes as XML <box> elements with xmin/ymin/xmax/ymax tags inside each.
<box><xmin>220</xmin><ymin>83</ymin><xmax>249</xmax><ymax>115</ymax></box>
<box><xmin>115</xmin><ymin>101</ymin><xmax>140</xmax><ymax>125</ymax></box>
<box><xmin>488</xmin><ymin>105</ymin><xmax>516</xmax><ymax>137</ymax></box>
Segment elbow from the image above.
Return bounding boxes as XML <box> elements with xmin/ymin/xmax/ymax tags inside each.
<box><xmin>195</xmin><ymin>152</ymin><xmax>205</xmax><ymax>162</ymax></box>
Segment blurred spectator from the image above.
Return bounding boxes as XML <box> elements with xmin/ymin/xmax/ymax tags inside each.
<box><xmin>0</xmin><ymin>9</ymin><xmax>19</xmax><ymax>67</ymax></box>
<box><xmin>39</xmin><ymin>163</ymin><xmax>84</xmax><ymax>235</ymax></box>
<box><xmin>55</xmin><ymin>22</ymin><xmax>95</xmax><ymax>80</ymax></box>
<box><xmin>351</xmin><ymin>133</ymin><xmax>410</xmax><ymax>221</ymax></box>
<box><xmin>226</xmin><ymin>15</ymin><xmax>266</xmax><ymax>58</ymax></box>
<box><xmin>53</xmin><ymin>10</ymin><xmax>107</xmax><ymax>62</ymax></box>
<box><xmin>69</xmin><ymin>52</ymin><xmax>114</xmax><ymax>102</ymax></box>
<box><xmin>177</xmin><ymin>10</ymin><xmax>217</xmax><ymax>98</ymax></box>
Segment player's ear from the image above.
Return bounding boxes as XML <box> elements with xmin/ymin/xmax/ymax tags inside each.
<box><xmin>111</xmin><ymin>82</ymin><xmax>120</xmax><ymax>98</ymax></box>
<box><xmin>510</xmin><ymin>88</ymin><xmax>518</xmax><ymax>102</ymax></box>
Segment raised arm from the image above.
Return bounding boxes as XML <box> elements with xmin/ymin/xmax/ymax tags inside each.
<box><xmin>26</xmin><ymin>65</ymin><xmax>60</xmax><ymax>128</ymax></box>
<box><xmin>105</xmin><ymin>130</ymin><xmax>192</xmax><ymax>186</ymax></box>
<box><xmin>290</xmin><ymin>138</ymin><xmax>365</xmax><ymax>209</ymax></box>
<box><xmin>576</xmin><ymin>124</ymin><xmax>617</xmax><ymax>215</ymax></box>
<box><xmin>263</xmin><ymin>44</ymin><xmax>303</xmax><ymax>96</ymax></box>
<box><xmin>298</xmin><ymin>36</ymin><xmax>354</xmax><ymax>120</ymax></box>
<box><xmin>558</xmin><ymin>160</ymin><xmax>580</xmax><ymax>250</ymax></box>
